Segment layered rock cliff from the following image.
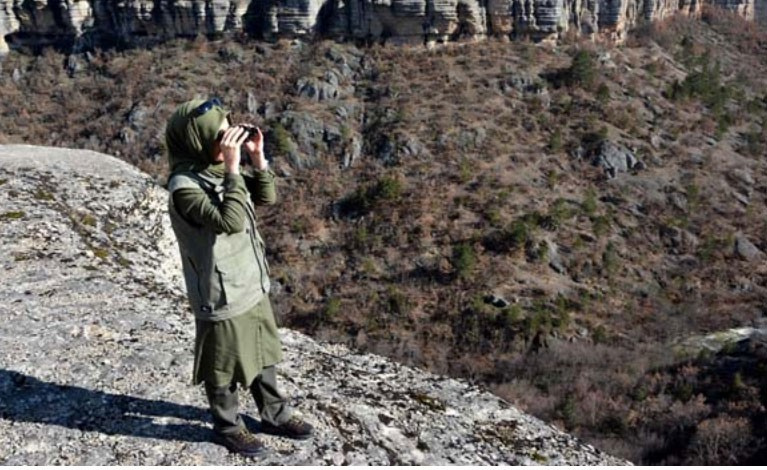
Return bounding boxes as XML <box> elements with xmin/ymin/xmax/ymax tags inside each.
<box><xmin>0</xmin><ymin>145</ymin><xmax>627</xmax><ymax>465</ymax></box>
<box><xmin>758</xmin><ymin>0</ymin><xmax>767</xmax><ymax>21</ymax></box>
<box><xmin>0</xmin><ymin>0</ymin><xmax>763</xmax><ymax>54</ymax></box>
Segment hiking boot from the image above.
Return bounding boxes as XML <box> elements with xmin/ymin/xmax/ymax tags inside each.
<box><xmin>260</xmin><ymin>416</ymin><xmax>314</xmax><ymax>440</ymax></box>
<box><xmin>213</xmin><ymin>428</ymin><xmax>267</xmax><ymax>457</ymax></box>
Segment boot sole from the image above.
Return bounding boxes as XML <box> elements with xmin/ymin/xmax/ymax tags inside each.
<box><xmin>213</xmin><ymin>435</ymin><xmax>268</xmax><ymax>457</ymax></box>
<box><xmin>260</xmin><ymin>428</ymin><xmax>313</xmax><ymax>440</ymax></box>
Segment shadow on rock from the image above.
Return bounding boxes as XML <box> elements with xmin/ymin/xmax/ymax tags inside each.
<box><xmin>0</xmin><ymin>369</ymin><xmax>211</xmax><ymax>443</ymax></box>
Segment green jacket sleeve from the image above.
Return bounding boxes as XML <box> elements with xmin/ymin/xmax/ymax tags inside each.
<box><xmin>243</xmin><ymin>169</ymin><xmax>277</xmax><ymax>206</ymax></box>
<box><xmin>173</xmin><ymin>173</ymin><xmax>248</xmax><ymax>234</ymax></box>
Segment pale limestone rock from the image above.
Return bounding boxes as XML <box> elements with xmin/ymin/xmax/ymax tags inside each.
<box><xmin>712</xmin><ymin>0</ymin><xmax>754</xmax><ymax>19</ymax></box>
<box><xmin>260</xmin><ymin>0</ymin><xmax>324</xmax><ymax>38</ymax></box>
<box><xmin>0</xmin><ymin>0</ymin><xmax>762</xmax><ymax>52</ymax></box>
<box><xmin>2</xmin><ymin>0</ymin><xmax>92</xmax><ymax>52</ymax></box>
<box><xmin>757</xmin><ymin>0</ymin><xmax>767</xmax><ymax>23</ymax></box>
<box><xmin>333</xmin><ymin>0</ymin><xmax>488</xmax><ymax>44</ymax></box>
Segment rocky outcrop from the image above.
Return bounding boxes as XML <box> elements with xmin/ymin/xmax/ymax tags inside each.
<box><xmin>0</xmin><ymin>145</ymin><xmax>627</xmax><ymax>465</ymax></box>
<box><xmin>0</xmin><ymin>0</ymin><xmax>762</xmax><ymax>53</ymax></box>
<box><xmin>756</xmin><ymin>0</ymin><xmax>767</xmax><ymax>21</ymax></box>
<box><xmin>673</xmin><ymin>321</ymin><xmax>767</xmax><ymax>359</ymax></box>
<box><xmin>591</xmin><ymin>140</ymin><xmax>646</xmax><ymax>179</ymax></box>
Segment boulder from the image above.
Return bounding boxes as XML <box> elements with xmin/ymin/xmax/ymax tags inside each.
<box><xmin>734</xmin><ymin>233</ymin><xmax>764</xmax><ymax>261</ymax></box>
<box><xmin>484</xmin><ymin>294</ymin><xmax>510</xmax><ymax>308</ymax></box>
<box><xmin>591</xmin><ymin>140</ymin><xmax>644</xmax><ymax>178</ymax></box>
<box><xmin>659</xmin><ymin>225</ymin><xmax>699</xmax><ymax>254</ymax></box>
<box><xmin>499</xmin><ymin>73</ymin><xmax>546</xmax><ymax>95</ymax></box>
<box><xmin>342</xmin><ymin>136</ymin><xmax>362</xmax><ymax>168</ymax></box>
<box><xmin>295</xmin><ymin>76</ymin><xmax>341</xmax><ymax>102</ymax></box>
<box><xmin>546</xmin><ymin>239</ymin><xmax>567</xmax><ymax>274</ymax></box>
<box><xmin>246</xmin><ymin>91</ymin><xmax>258</xmax><ymax>115</ymax></box>
<box><xmin>730</xmin><ymin>168</ymin><xmax>755</xmax><ymax>187</ymax></box>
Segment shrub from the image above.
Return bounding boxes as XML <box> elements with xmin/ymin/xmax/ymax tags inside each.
<box><xmin>290</xmin><ymin>217</ymin><xmax>307</xmax><ymax>234</ymax></box>
<box><xmin>731</xmin><ymin>371</ymin><xmax>745</xmax><ymax>394</ymax></box>
<box><xmin>523</xmin><ymin>302</ymin><xmax>553</xmax><ymax>340</ymax></box>
<box><xmin>386</xmin><ymin>286</ymin><xmax>411</xmax><ymax>317</ymax></box>
<box><xmin>553</xmin><ymin>295</ymin><xmax>572</xmax><ymax>332</ymax></box>
<box><xmin>340</xmin><ymin>124</ymin><xmax>352</xmax><ymax>141</ymax></box>
<box><xmin>549</xmin><ymin>198</ymin><xmax>575</xmax><ymax>228</ymax></box>
<box><xmin>81</xmin><ymin>213</ymin><xmax>97</xmax><ymax>226</ymax></box>
<box><xmin>484</xmin><ymin>206</ymin><xmax>502</xmax><ymax>227</ymax></box>
<box><xmin>338</xmin><ymin>175</ymin><xmax>403</xmax><ymax>217</ymax></box>
<box><xmin>582</xmin><ymin>188</ymin><xmax>598</xmax><ymax>216</ymax></box>
<box><xmin>546</xmin><ymin>170</ymin><xmax>560</xmax><ymax>188</ymax></box>
<box><xmin>581</xmin><ymin>126</ymin><xmax>609</xmax><ymax>152</ymax></box>
<box><xmin>592</xmin><ymin>324</ymin><xmax>608</xmax><ymax>344</ymax></box>
<box><xmin>322</xmin><ymin>297</ymin><xmax>341</xmax><ymax>321</ymax></box>
<box><xmin>352</xmin><ymin>225</ymin><xmax>369</xmax><ymax>250</ymax></box>
<box><xmin>271</xmin><ymin>122</ymin><xmax>295</xmax><ymax>156</ymax></box>
<box><xmin>0</xmin><ymin>211</ymin><xmax>25</xmax><ymax>220</ymax></box>
<box><xmin>596</xmin><ymin>83</ymin><xmax>611</xmax><ymax>105</ymax></box>
<box><xmin>556</xmin><ymin>393</ymin><xmax>577</xmax><ymax>428</ymax></box>
<box><xmin>504</xmin><ymin>304</ymin><xmax>523</xmax><ymax>324</ymax></box>
<box><xmin>375</xmin><ymin>175</ymin><xmax>403</xmax><ymax>200</ymax></box>
<box><xmin>565</xmin><ymin>49</ymin><xmax>598</xmax><ymax>90</ymax></box>
<box><xmin>666</xmin><ymin>53</ymin><xmax>733</xmax><ymax>129</ymax></box>
<box><xmin>602</xmin><ymin>241</ymin><xmax>619</xmax><ymax>276</ymax></box>
<box><xmin>548</xmin><ymin>129</ymin><xmax>563</xmax><ymax>153</ymax></box>
<box><xmin>484</xmin><ymin>219</ymin><xmax>532</xmax><ymax>253</ymax></box>
<box><xmin>685</xmin><ymin>182</ymin><xmax>700</xmax><ymax>211</ymax></box>
<box><xmin>452</xmin><ymin>243</ymin><xmax>476</xmax><ymax>280</ymax></box>
<box><xmin>715</xmin><ymin>112</ymin><xmax>733</xmax><ymax>139</ymax></box>
<box><xmin>592</xmin><ymin>215</ymin><xmax>611</xmax><ymax>238</ymax></box>
<box><xmin>34</xmin><ymin>189</ymin><xmax>54</xmax><ymax>201</ymax></box>
<box><xmin>697</xmin><ymin>234</ymin><xmax>728</xmax><ymax>262</ymax></box>
<box><xmin>742</xmin><ymin>124</ymin><xmax>766</xmax><ymax>157</ymax></box>
<box><xmin>600</xmin><ymin>413</ymin><xmax>629</xmax><ymax>437</ymax></box>
<box><xmin>689</xmin><ymin>416</ymin><xmax>753</xmax><ymax>465</ymax></box>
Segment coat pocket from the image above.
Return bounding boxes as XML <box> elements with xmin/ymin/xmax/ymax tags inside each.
<box><xmin>215</xmin><ymin>251</ymin><xmax>261</xmax><ymax>307</ymax></box>
<box><xmin>206</xmin><ymin>265</ymin><xmax>227</xmax><ymax>310</ymax></box>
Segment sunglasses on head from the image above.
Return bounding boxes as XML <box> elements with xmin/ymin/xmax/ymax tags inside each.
<box><xmin>191</xmin><ymin>97</ymin><xmax>223</xmax><ymax>118</ymax></box>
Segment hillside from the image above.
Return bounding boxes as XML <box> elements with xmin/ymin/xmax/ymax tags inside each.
<box><xmin>0</xmin><ymin>145</ymin><xmax>625</xmax><ymax>465</ymax></box>
<box><xmin>1</xmin><ymin>8</ymin><xmax>767</xmax><ymax>464</ymax></box>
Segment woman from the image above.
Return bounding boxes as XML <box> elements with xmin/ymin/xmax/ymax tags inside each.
<box><xmin>165</xmin><ymin>98</ymin><xmax>313</xmax><ymax>457</ymax></box>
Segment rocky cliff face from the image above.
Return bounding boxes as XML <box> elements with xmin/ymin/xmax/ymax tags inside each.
<box><xmin>0</xmin><ymin>145</ymin><xmax>627</xmax><ymax>465</ymax></box>
<box><xmin>0</xmin><ymin>0</ymin><xmax>763</xmax><ymax>54</ymax></box>
<box><xmin>757</xmin><ymin>0</ymin><xmax>767</xmax><ymax>21</ymax></box>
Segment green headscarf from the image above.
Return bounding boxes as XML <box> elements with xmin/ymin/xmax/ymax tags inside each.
<box><xmin>166</xmin><ymin>99</ymin><xmax>230</xmax><ymax>175</ymax></box>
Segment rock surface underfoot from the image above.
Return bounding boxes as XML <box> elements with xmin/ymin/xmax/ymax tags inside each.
<box><xmin>0</xmin><ymin>145</ymin><xmax>627</xmax><ymax>465</ymax></box>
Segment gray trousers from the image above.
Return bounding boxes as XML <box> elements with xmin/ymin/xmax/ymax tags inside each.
<box><xmin>204</xmin><ymin>366</ymin><xmax>292</xmax><ymax>434</ymax></box>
